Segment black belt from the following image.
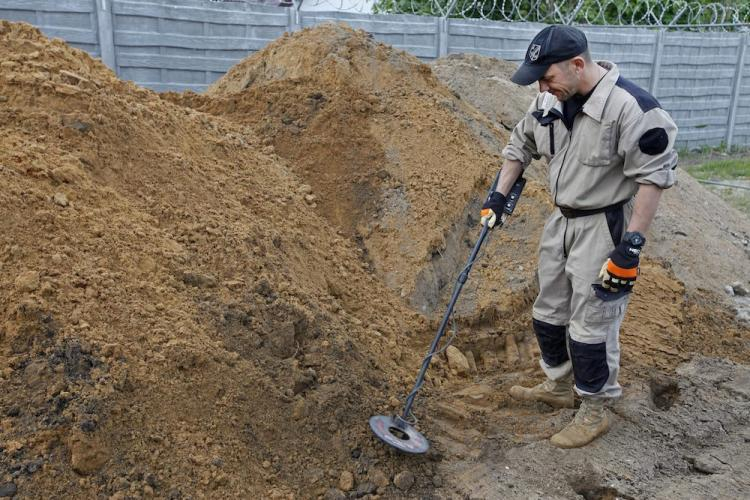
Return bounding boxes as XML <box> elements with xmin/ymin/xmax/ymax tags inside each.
<box><xmin>557</xmin><ymin>199</ymin><xmax>629</xmax><ymax>219</ymax></box>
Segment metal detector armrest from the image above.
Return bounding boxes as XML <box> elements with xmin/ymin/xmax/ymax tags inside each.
<box><xmin>503</xmin><ymin>176</ymin><xmax>526</xmax><ymax>215</ymax></box>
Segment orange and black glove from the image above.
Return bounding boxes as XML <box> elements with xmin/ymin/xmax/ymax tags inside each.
<box><xmin>480</xmin><ymin>192</ymin><xmax>507</xmax><ymax>229</ymax></box>
<box><xmin>598</xmin><ymin>232</ymin><xmax>645</xmax><ymax>292</ymax></box>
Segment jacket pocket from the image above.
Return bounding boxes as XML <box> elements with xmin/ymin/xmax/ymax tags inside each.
<box><xmin>532</xmin><ymin>111</ymin><xmax>560</xmax><ymax>160</ymax></box>
<box><xmin>581</xmin><ymin>120</ymin><xmax>616</xmax><ymax>167</ymax></box>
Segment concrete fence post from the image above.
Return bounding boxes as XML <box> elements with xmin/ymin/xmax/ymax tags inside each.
<box><xmin>287</xmin><ymin>5</ymin><xmax>301</xmax><ymax>33</ymax></box>
<box><xmin>726</xmin><ymin>32</ymin><xmax>748</xmax><ymax>151</ymax></box>
<box><xmin>437</xmin><ymin>17</ymin><xmax>449</xmax><ymax>58</ymax></box>
<box><xmin>94</xmin><ymin>0</ymin><xmax>117</xmax><ymax>72</ymax></box>
<box><xmin>648</xmin><ymin>29</ymin><xmax>664</xmax><ymax>96</ymax></box>
<box><xmin>437</xmin><ymin>0</ymin><xmax>458</xmax><ymax>58</ymax></box>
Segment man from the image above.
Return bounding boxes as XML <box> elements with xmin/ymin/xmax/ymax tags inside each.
<box><xmin>480</xmin><ymin>25</ymin><xmax>677</xmax><ymax>448</ymax></box>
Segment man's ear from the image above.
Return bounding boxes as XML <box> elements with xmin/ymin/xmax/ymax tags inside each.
<box><xmin>571</xmin><ymin>56</ymin><xmax>586</xmax><ymax>72</ymax></box>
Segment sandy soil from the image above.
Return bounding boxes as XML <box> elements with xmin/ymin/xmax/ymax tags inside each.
<box><xmin>166</xmin><ymin>24</ymin><xmax>514</xmax><ymax>312</ymax></box>
<box><xmin>1</xmin><ymin>20</ymin><xmax>748</xmax><ymax>500</ymax></box>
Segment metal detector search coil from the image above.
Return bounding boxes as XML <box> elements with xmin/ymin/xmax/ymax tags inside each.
<box><xmin>369</xmin><ymin>415</ymin><xmax>429</xmax><ymax>454</ymax></box>
<box><xmin>368</xmin><ymin>172</ymin><xmax>527</xmax><ymax>454</ymax></box>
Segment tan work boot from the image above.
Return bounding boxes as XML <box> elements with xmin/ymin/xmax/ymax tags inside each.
<box><xmin>509</xmin><ymin>376</ymin><xmax>575</xmax><ymax>409</ymax></box>
<box><xmin>550</xmin><ymin>397</ymin><xmax>610</xmax><ymax>448</ymax></box>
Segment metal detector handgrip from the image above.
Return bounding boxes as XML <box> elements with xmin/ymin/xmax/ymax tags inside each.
<box><xmin>503</xmin><ymin>176</ymin><xmax>526</xmax><ymax>216</ymax></box>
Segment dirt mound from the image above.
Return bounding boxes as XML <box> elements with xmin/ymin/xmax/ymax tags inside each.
<box><xmin>431</xmin><ymin>53</ymin><xmax>537</xmax><ymax>132</ymax></box>
<box><xmin>651</xmin><ymin>169</ymin><xmax>750</xmax><ymax>294</ymax></box>
<box><xmin>165</xmin><ymin>23</ymin><xmax>552</xmax><ymax>315</ymax></box>
<box><xmin>0</xmin><ymin>20</ymin><xmax>436</xmax><ymax>499</ymax></box>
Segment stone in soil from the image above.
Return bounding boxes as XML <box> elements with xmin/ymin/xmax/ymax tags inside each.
<box><xmin>368</xmin><ymin>467</ymin><xmax>389</xmax><ymax>488</ymax></box>
<box><xmin>80</xmin><ymin>420</ymin><xmax>97</xmax><ymax>433</ymax></box>
<box><xmin>24</xmin><ymin>459</ymin><xmax>43</xmax><ymax>474</ymax></box>
<box><xmin>323</xmin><ymin>488</ymin><xmax>346</xmax><ymax>500</ymax></box>
<box><xmin>14</xmin><ymin>271</ymin><xmax>40</xmax><ymax>292</ymax></box>
<box><xmin>393</xmin><ymin>470</ymin><xmax>415</xmax><ymax>491</ymax></box>
<box><xmin>0</xmin><ymin>483</ymin><xmax>17</xmax><ymax>498</ymax></box>
<box><xmin>692</xmin><ymin>454</ymin><xmax>727</xmax><ymax>474</ymax></box>
<box><xmin>52</xmin><ymin>192</ymin><xmax>69</xmax><ymax>207</ymax></box>
<box><xmin>731</xmin><ymin>281</ymin><xmax>749</xmax><ymax>296</ymax></box>
<box><xmin>69</xmin><ymin>433</ymin><xmax>109</xmax><ymax>475</ymax></box>
<box><xmin>180</xmin><ymin>272</ymin><xmax>217</xmax><ymax>288</ymax></box>
<box><xmin>338</xmin><ymin>471</ymin><xmax>354</xmax><ymax>492</ymax></box>
<box><xmin>446</xmin><ymin>345</ymin><xmax>470</xmax><ymax>376</ymax></box>
<box><xmin>354</xmin><ymin>481</ymin><xmax>376</xmax><ymax>497</ymax></box>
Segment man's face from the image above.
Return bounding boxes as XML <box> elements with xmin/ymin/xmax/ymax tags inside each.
<box><xmin>537</xmin><ymin>60</ymin><xmax>580</xmax><ymax>101</ymax></box>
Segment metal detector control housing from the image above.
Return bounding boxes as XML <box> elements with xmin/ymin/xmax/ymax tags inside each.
<box><xmin>369</xmin><ymin>173</ymin><xmax>527</xmax><ymax>454</ymax></box>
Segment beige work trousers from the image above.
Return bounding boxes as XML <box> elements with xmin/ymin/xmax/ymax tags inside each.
<box><xmin>531</xmin><ymin>200</ymin><xmax>634</xmax><ymax>399</ymax></box>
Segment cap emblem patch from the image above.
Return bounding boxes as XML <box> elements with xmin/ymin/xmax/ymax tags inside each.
<box><xmin>529</xmin><ymin>44</ymin><xmax>541</xmax><ymax>61</ymax></box>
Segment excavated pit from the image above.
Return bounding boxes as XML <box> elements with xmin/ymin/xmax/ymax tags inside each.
<box><xmin>408</xmin><ymin>196</ymin><xmax>482</xmax><ymax>315</ymax></box>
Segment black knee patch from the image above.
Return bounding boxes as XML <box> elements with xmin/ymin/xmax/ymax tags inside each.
<box><xmin>569</xmin><ymin>338</ymin><xmax>609</xmax><ymax>393</ymax></box>
<box><xmin>533</xmin><ymin>319</ymin><xmax>569</xmax><ymax>367</ymax></box>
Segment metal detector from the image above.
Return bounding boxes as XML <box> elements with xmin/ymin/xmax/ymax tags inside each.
<box><xmin>369</xmin><ymin>172</ymin><xmax>527</xmax><ymax>454</ymax></box>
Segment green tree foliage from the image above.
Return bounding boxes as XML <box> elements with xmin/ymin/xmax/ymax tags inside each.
<box><xmin>374</xmin><ymin>0</ymin><xmax>750</xmax><ymax>27</ymax></box>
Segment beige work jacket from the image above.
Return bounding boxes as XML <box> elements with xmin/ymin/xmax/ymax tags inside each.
<box><xmin>502</xmin><ymin>61</ymin><xmax>677</xmax><ymax>210</ymax></box>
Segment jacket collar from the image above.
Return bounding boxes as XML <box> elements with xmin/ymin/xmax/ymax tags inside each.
<box><xmin>533</xmin><ymin>91</ymin><xmax>563</xmax><ymax>125</ymax></box>
<box><xmin>582</xmin><ymin>61</ymin><xmax>619</xmax><ymax>123</ymax></box>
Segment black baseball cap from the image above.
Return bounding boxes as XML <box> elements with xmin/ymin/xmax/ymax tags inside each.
<box><xmin>511</xmin><ymin>25</ymin><xmax>588</xmax><ymax>85</ymax></box>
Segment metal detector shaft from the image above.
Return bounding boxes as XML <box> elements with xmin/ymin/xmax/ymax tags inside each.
<box><xmin>399</xmin><ymin>225</ymin><xmax>490</xmax><ymax>420</ymax></box>
<box><xmin>399</xmin><ymin>173</ymin><xmax>526</xmax><ymax>422</ymax></box>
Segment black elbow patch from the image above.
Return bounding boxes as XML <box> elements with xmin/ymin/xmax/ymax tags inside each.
<box><xmin>639</xmin><ymin>128</ymin><xmax>669</xmax><ymax>155</ymax></box>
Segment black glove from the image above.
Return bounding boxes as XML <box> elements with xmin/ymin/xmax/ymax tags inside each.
<box><xmin>598</xmin><ymin>232</ymin><xmax>646</xmax><ymax>292</ymax></box>
<box><xmin>480</xmin><ymin>192</ymin><xmax>507</xmax><ymax>229</ymax></box>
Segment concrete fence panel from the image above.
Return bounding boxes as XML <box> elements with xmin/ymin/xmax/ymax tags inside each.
<box><xmin>0</xmin><ymin>0</ymin><xmax>100</xmax><ymax>56</ymax></box>
<box><xmin>112</xmin><ymin>0</ymin><xmax>288</xmax><ymax>92</ymax></box>
<box><xmin>580</xmin><ymin>27</ymin><xmax>658</xmax><ymax>90</ymax></box>
<box><xmin>447</xmin><ymin>19</ymin><xmax>541</xmax><ymax>61</ymax></box>
<box><xmin>657</xmin><ymin>31</ymin><xmax>743</xmax><ymax>150</ymax></box>
<box><xmin>3</xmin><ymin>0</ymin><xmax>750</xmax><ymax>149</ymax></box>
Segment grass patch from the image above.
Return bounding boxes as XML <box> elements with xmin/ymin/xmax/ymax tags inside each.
<box><xmin>716</xmin><ymin>190</ymin><xmax>750</xmax><ymax>215</ymax></box>
<box><xmin>683</xmin><ymin>158</ymin><xmax>750</xmax><ymax>180</ymax></box>
<box><xmin>683</xmin><ymin>157</ymin><xmax>750</xmax><ymax>217</ymax></box>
